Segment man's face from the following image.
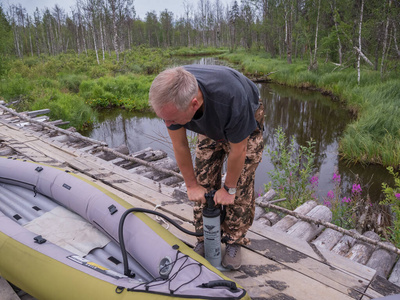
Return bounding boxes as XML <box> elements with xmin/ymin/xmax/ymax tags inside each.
<box><xmin>156</xmin><ymin>102</ymin><xmax>195</xmax><ymax>127</ymax></box>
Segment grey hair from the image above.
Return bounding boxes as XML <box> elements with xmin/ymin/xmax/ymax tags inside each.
<box><xmin>149</xmin><ymin>66</ymin><xmax>198</xmax><ymax>112</ymax></box>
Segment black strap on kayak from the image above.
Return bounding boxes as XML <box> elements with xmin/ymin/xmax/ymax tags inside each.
<box><xmin>118</xmin><ymin>207</ymin><xmax>202</xmax><ymax>278</ymax></box>
<box><xmin>199</xmin><ymin>280</ymin><xmax>240</xmax><ymax>292</ymax></box>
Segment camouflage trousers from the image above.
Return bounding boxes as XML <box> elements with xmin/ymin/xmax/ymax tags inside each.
<box><xmin>193</xmin><ymin>103</ymin><xmax>264</xmax><ymax>246</ymax></box>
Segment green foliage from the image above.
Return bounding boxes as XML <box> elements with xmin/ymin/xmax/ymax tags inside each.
<box><xmin>0</xmin><ymin>6</ymin><xmax>13</xmax><ymax>69</ymax></box>
<box><xmin>31</xmin><ymin>91</ymin><xmax>95</xmax><ymax>130</ymax></box>
<box><xmin>80</xmin><ymin>75</ymin><xmax>154</xmax><ymax>111</ymax></box>
<box><xmin>380</xmin><ymin>167</ymin><xmax>400</xmax><ymax>247</ymax></box>
<box><xmin>170</xmin><ymin>47</ymin><xmax>228</xmax><ymax>56</ymax></box>
<box><xmin>322</xmin><ymin>172</ymin><xmax>358</xmax><ymax>229</ymax></box>
<box><xmin>58</xmin><ymin>73</ymin><xmax>88</xmax><ymax>93</ymax></box>
<box><xmin>0</xmin><ymin>73</ymin><xmax>32</xmax><ymax>100</ymax></box>
<box><xmin>265</xmin><ymin>127</ymin><xmax>317</xmax><ymax>210</ymax></box>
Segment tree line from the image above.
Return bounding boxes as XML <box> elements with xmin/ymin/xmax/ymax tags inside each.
<box><xmin>1</xmin><ymin>0</ymin><xmax>399</xmax><ymax>73</ymax></box>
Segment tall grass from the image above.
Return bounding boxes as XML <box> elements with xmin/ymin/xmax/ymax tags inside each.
<box><xmin>221</xmin><ymin>50</ymin><xmax>400</xmax><ymax>168</ymax></box>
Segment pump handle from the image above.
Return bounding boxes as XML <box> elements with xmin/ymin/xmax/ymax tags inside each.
<box><xmin>204</xmin><ymin>190</ymin><xmax>216</xmax><ymax>209</ymax></box>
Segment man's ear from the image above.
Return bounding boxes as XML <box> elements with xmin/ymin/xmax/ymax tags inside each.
<box><xmin>191</xmin><ymin>98</ymin><xmax>200</xmax><ymax>110</ymax></box>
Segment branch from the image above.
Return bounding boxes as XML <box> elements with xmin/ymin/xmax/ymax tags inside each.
<box><xmin>258</xmin><ymin>199</ymin><xmax>400</xmax><ymax>256</ymax></box>
<box><xmin>353</xmin><ymin>46</ymin><xmax>374</xmax><ymax>67</ymax></box>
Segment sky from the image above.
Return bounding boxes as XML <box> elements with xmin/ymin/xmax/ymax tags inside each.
<box><xmin>3</xmin><ymin>0</ymin><xmax>233</xmax><ymax>19</ymax></box>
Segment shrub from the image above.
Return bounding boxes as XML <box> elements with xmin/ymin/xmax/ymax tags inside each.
<box><xmin>380</xmin><ymin>167</ymin><xmax>400</xmax><ymax>247</ymax></box>
<box><xmin>265</xmin><ymin>127</ymin><xmax>317</xmax><ymax>210</ymax></box>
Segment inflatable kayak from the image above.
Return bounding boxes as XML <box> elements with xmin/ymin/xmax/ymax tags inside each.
<box><xmin>0</xmin><ymin>157</ymin><xmax>249</xmax><ymax>300</ymax></box>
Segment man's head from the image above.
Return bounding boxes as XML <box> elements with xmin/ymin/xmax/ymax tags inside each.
<box><xmin>149</xmin><ymin>67</ymin><xmax>201</xmax><ymax>127</ymax></box>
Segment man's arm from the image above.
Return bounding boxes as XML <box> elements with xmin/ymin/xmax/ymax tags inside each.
<box><xmin>215</xmin><ymin>137</ymin><xmax>248</xmax><ymax>205</ymax></box>
<box><xmin>167</xmin><ymin>127</ymin><xmax>206</xmax><ymax>203</ymax></box>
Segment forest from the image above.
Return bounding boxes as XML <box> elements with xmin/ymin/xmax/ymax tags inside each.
<box><xmin>0</xmin><ymin>0</ymin><xmax>399</xmax><ymax>71</ymax></box>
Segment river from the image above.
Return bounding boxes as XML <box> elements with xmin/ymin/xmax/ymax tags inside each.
<box><xmin>82</xmin><ymin>57</ymin><xmax>393</xmax><ymax>203</ymax></box>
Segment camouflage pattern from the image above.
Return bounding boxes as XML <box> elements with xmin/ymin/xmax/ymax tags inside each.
<box><xmin>193</xmin><ymin>103</ymin><xmax>264</xmax><ymax>246</ymax></box>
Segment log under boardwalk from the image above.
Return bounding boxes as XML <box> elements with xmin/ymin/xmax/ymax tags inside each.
<box><xmin>0</xmin><ymin>106</ymin><xmax>399</xmax><ymax>300</ymax></box>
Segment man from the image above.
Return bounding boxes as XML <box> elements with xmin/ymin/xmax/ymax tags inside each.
<box><xmin>149</xmin><ymin>65</ymin><xmax>264</xmax><ymax>270</ymax></box>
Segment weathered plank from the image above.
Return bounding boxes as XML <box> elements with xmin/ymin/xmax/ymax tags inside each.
<box><xmin>250</xmin><ymin>222</ymin><xmax>376</xmax><ymax>282</ymax></box>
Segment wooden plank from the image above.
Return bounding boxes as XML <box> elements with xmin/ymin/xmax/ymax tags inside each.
<box><xmin>236</xmin><ymin>248</ymin><xmax>355</xmax><ymax>300</ymax></box>
<box><xmin>0</xmin><ymin>277</ymin><xmax>21</xmax><ymax>300</ymax></box>
<box><xmin>362</xmin><ymin>275</ymin><xmax>400</xmax><ymax>300</ymax></box>
<box><xmin>250</xmin><ymin>221</ymin><xmax>376</xmax><ymax>282</ymax></box>
<box><xmin>246</xmin><ymin>230</ymin><xmax>369</xmax><ymax>297</ymax></box>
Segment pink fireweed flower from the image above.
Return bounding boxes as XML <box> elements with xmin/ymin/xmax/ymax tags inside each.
<box><xmin>395</xmin><ymin>193</ymin><xmax>400</xmax><ymax>200</ymax></box>
<box><xmin>351</xmin><ymin>184</ymin><xmax>362</xmax><ymax>194</ymax></box>
<box><xmin>323</xmin><ymin>200</ymin><xmax>332</xmax><ymax>208</ymax></box>
<box><xmin>327</xmin><ymin>190</ymin><xmax>334</xmax><ymax>199</ymax></box>
<box><xmin>342</xmin><ymin>197</ymin><xmax>351</xmax><ymax>203</ymax></box>
<box><xmin>310</xmin><ymin>175</ymin><xmax>319</xmax><ymax>186</ymax></box>
<box><xmin>332</xmin><ymin>172</ymin><xmax>341</xmax><ymax>183</ymax></box>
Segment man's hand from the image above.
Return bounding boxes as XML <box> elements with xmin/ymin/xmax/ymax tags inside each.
<box><xmin>187</xmin><ymin>184</ymin><xmax>207</xmax><ymax>204</ymax></box>
<box><xmin>214</xmin><ymin>188</ymin><xmax>236</xmax><ymax>205</ymax></box>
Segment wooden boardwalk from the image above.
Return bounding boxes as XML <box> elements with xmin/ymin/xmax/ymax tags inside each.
<box><xmin>1</xmin><ymin>107</ymin><xmax>400</xmax><ymax>300</ymax></box>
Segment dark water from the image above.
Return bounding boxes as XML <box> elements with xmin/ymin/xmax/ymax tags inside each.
<box><xmin>82</xmin><ymin>58</ymin><xmax>393</xmax><ymax>203</ymax></box>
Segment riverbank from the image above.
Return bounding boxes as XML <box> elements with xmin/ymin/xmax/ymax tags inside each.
<box><xmin>220</xmin><ymin>51</ymin><xmax>400</xmax><ymax>169</ymax></box>
<box><xmin>1</xmin><ymin>48</ymin><xmax>398</xmax><ymax>170</ymax></box>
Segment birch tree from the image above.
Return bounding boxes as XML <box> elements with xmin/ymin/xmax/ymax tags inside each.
<box><xmin>380</xmin><ymin>0</ymin><xmax>392</xmax><ymax>78</ymax></box>
<box><xmin>310</xmin><ymin>0</ymin><xmax>321</xmax><ymax>70</ymax></box>
<box><xmin>357</xmin><ymin>0</ymin><xmax>364</xmax><ymax>85</ymax></box>
<box><xmin>330</xmin><ymin>1</ymin><xmax>342</xmax><ymax>65</ymax></box>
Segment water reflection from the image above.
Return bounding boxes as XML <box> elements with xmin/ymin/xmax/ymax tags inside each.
<box><xmin>256</xmin><ymin>84</ymin><xmax>349</xmax><ymax>199</ymax></box>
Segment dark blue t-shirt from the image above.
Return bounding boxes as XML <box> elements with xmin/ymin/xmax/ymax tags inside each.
<box><xmin>168</xmin><ymin>65</ymin><xmax>260</xmax><ymax>143</ymax></box>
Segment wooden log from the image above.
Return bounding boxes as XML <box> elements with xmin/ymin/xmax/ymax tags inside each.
<box><xmin>273</xmin><ymin>200</ymin><xmax>318</xmax><ymax>232</ymax></box>
<box><xmin>137</xmin><ymin>157</ymin><xmax>179</xmax><ymax>181</ymax></box>
<box><xmin>95</xmin><ymin>144</ymin><xmax>129</xmax><ymax>161</ymax></box>
<box><xmin>47</xmin><ymin>119</ymin><xmax>70</xmax><ymax>127</ymax></box>
<box><xmin>254</xmin><ymin>206</ymin><xmax>266</xmax><ymax>220</ymax></box>
<box><xmin>366</xmin><ymin>241</ymin><xmax>398</xmax><ymax>278</ymax></box>
<box><xmin>255</xmin><ymin>217</ymin><xmax>272</xmax><ymax>226</ymax></box>
<box><xmin>331</xmin><ymin>229</ymin><xmax>358</xmax><ymax>256</ymax></box>
<box><xmin>158</xmin><ymin>175</ymin><xmax>183</xmax><ymax>187</ymax></box>
<box><xmin>263</xmin><ymin>211</ymin><xmax>281</xmax><ymax>225</ymax></box>
<box><xmin>312</xmin><ymin>228</ymin><xmax>344</xmax><ymax>251</ymax></box>
<box><xmin>389</xmin><ymin>257</ymin><xmax>400</xmax><ymax>286</ymax></box>
<box><xmin>346</xmin><ymin>231</ymin><xmax>380</xmax><ymax>264</ymax></box>
<box><xmin>285</xmin><ymin>205</ymin><xmax>332</xmax><ymax>241</ymax></box>
<box><xmin>259</xmin><ymin>197</ymin><xmax>400</xmax><ymax>256</ymax></box>
<box><xmin>255</xmin><ymin>189</ymin><xmax>277</xmax><ymax>206</ymax></box>
<box><xmin>24</xmin><ymin>108</ymin><xmax>51</xmax><ymax>117</ymax></box>
<box><xmin>51</xmin><ymin>135</ymin><xmax>70</xmax><ymax>143</ymax></box>
<box><xmin>0</xmin><ymin>104</ymin><xmax>107</xmax><ymax>146</ymax></box>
